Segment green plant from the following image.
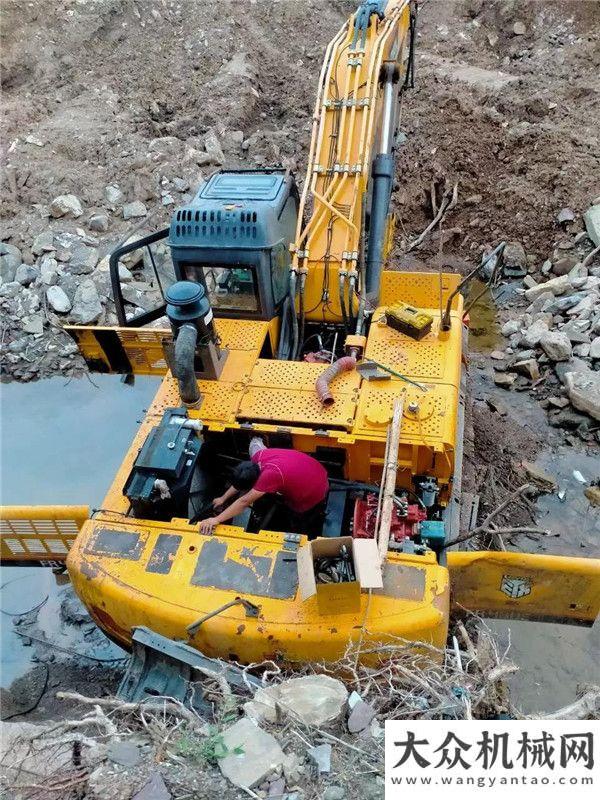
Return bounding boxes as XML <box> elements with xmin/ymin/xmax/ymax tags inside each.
<box><xmin>176</xmin><ymin>725</ymin><xmax>244</xmax><ymax>765</ymax></box>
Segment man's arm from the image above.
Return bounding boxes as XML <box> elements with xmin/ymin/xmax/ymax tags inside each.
<box><xmin>213</xmin><ymin>485</ymin><xmax>238</xmax><ymax>509</ymax></box>
<box><xmin>199</xmin><ymin>489</ymin><xmax>264</xmax><ymax>534</ymax></box>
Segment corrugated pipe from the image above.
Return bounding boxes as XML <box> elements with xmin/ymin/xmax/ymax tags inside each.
<box><xmin>315</xmin><ymin>356</ymin><xmax>356</xmax><ymax>407</ymax></box>
<box><xmin>174</xmin><ymin>323</ymin><xmax>200</xmax><ymax>407</ymax></box>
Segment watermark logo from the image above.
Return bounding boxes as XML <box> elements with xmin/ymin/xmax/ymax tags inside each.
<box><xmin>385</xmin><ymin>720</ymin><xmax>598</xmax><ymax>798</ymax></box>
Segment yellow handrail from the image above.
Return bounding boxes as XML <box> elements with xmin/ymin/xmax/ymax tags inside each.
<box><xmin>0</xmin><ymin>505</ymin><xmax>89</xmax><ymax>562</ymax></box>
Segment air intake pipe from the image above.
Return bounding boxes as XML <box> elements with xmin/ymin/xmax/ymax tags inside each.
<box><xmin>173</xmin><ymin>324</ymin><xmax>200</xmax><ymax>407</ymax></box>
<box><xmin>165</xmin><ymin>281</ymin><xmax>215</xmax><ymax>408</ymax></box>
<box><xmin>315</xmin><ymin>356</ymin><xmax>357</xmax><ymax>407</ymax></box>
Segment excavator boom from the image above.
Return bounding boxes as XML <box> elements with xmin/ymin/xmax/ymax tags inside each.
<box><xmin>292</xmin><ymin>0</ymin><xmax>414</xmax><ymax>336</ymax></box>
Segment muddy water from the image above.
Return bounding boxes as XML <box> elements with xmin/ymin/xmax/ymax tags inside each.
<box><xmin>485</xmin><ymin>439</ymin><xmax>600</xmax><ymax>714</ymax></box>
<box><xmin>469</xmin><ymin>303</ymin><xmax>600</xmax><ymax>714</ymax></box>
<box><xmin>0</xmin><ymin>375</ymin><xmax>160</xmax><ymax>688</ymax></box>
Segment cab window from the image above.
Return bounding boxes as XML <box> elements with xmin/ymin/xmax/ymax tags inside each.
<box><xmin>184</xmin><ymin>263</ymin><xmax>260</xmax><ymax>313</ymax></box>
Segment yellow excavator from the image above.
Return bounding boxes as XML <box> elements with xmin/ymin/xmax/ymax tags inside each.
<box><xmin>1</xmin><ymin>0</ymin><xmax>598</xmax><ymax>669</ymax></box>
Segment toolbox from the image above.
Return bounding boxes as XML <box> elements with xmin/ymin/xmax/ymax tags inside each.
<box><xmin>296</xmin><ymin>536</ymin><xmax>383</xmax><ymax>615</ymax></box>
<box><xmin>385</xmin><ymin>303</ymin><xmax>433</xmax><ymax>340</ymax></box>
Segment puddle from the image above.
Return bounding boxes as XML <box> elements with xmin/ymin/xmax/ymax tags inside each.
<box><xmin>466</xmin><ymin>278</ymin><xmax>523</xmax><ymax>353</ymax></box>
<box><xmin>0</xmin><ymin>374</ymin><xmax>160</xmax><ymax>688</ymax></box>
<box><xmin>487</xmin><ymin>618</ymin><xmax>599</xmax><ymax>715</ymax></box>
<box><xmin>468</xmin><ymin>292</ymin><xmax>600</xmax><ymax>713</ymax></box>
<box><xmin>531</xmin><ymin>449</ymin><xmax>600</xmax><ymax>556</ymax></box>
<box><xmin>465</xmin><ymin>279</ymin><xmax>502</xmax><ymax>352</ymax></box>
<box><xmin>490</xmin><ymin>446</ymin><xmax>600</xmax><ymax>713</ymax></box>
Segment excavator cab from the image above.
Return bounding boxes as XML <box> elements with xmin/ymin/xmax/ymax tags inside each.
<box><xmin>109</xmin><ymin>169</ymin><xmax>299</xmax><ymax>331</ymax></box>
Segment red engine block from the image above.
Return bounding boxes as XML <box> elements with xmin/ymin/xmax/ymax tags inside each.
<box><xmin>352</xmin><ymin>494</ymin><xmax>426</xmax><ymax>542</ymax></box>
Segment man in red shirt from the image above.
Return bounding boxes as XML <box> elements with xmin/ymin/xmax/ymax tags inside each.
<box><xmin>199</xmin><ymin>438</ymin><xmax>329</xmax><ymax>536</ymax></box>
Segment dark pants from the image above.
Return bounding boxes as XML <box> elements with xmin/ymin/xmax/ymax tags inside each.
<box><xmin>251</xmin><ymin>495</ymin><xmax>327</xmax><ymax>539</ymax></box>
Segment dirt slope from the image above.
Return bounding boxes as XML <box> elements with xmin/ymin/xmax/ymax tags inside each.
<box><xmin>1</xmin><ymin>0</ymin><xmax>599</xmax><ymax>381</ymax></box>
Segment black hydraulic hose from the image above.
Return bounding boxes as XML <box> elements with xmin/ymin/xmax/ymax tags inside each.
<box><xmin>297</xmin><ymin>274</ymin><xmax>306</xmax><ymax>360</ymax></box>
<box><xmin>289</xmin><ymin>272</ymin><xmax>299</xmax><ymax>361</ymax></box>
<box><xmin>174</xmin><ymin>324</ymin><xmax>200</xmax><ymax>407</ymax></box>
<box><xmin>338</xmin><ymin>274</ymin><xmax>349</xmax><ymax>333</ymax></box>
<box><xmin>277</xmin><ymin>296</ymin><xmax>293</xmax><ymax>360</ymax></box>
<box><xmin>355</xmin><ymin>194</ymin><xmax>368</xmax><ymax>335</ymax></box>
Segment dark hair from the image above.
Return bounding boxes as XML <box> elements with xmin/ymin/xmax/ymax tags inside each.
<box><xmin>231</xmin><ymin>461</ymin><xmax>260</xmax><ymax>491</ymax></box>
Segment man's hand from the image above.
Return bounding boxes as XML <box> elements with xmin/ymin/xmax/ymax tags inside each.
<box><xmin>199</xmin><ymin>517</ymin><xmax>219</xmax><ymax>535</ymax></box>
<box><xmin>213</xmin><ymin>495</ymin><xmax>226</xmax><ymax>510</ymax></box>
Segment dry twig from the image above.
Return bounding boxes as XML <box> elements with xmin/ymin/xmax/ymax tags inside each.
<box><xmin>405</xmin><ymin>182</ymin><xmax>458</xmax><ymax>252</ymax></box>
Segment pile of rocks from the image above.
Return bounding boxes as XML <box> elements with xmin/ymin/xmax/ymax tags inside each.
<box><xmin>1</xmin><ymin>120</ymin><xmax>297</xmax><ymax>381</ymax></box>
<box><xmin>492</xmin><ymin>200</ymin><xmax>600</xmax><ymax>440</ymax></box>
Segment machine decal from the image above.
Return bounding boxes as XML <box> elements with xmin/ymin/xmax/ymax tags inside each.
<box><xmin>191</xmin><ymin>538</ymin><xmax>297</xmax><ymax>599</ymax></box>
<box><xmin>85</xmin><ymin>529</ymin><xmax>144</xmax><ymax>561</ymax></box>
<box><xmin>500</xmin><ymin>575</ymin><xmax>532</xmax><ymax>599</ymax></box>
<box><xmin>145</xmin><ymin>533</ymin><xmax>182</xmax><ymax>574</ymax></box>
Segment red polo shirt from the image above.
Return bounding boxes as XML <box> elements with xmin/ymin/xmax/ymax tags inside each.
<box><xmin>251</xmin><ymin>449</ymin><xmax>328</xmax><ymax>513</ymax></box>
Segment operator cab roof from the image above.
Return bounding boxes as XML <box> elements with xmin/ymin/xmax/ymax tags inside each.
<box><xmin>199</xmin><ymin>171</ymin><xmax>286</xmax><ymax>202</ymax></box>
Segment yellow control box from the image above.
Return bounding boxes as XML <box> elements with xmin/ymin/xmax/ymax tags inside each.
<box><xmin>385</xmin><ymin>303</ymin><xmax>433</xmax><ymax>340</ymax></box>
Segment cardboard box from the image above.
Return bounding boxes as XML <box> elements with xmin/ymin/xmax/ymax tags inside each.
<box><xmin>297</xmin><ymin>536</ymin><xmax>383</xmax><ymax>616</ymax></box>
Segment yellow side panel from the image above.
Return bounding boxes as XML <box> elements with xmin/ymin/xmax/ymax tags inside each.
<box><xmin>448</xmin><ymin>550</ymin><xmax>600</xmax><ymax>625</ymax></box>
<box><xmin>65</xmin><ymin>325</ymin><xmax>169</xmax><ymax>375</ymax></box>
<box><xmin>214</xmin><ymin>318</ymin><xmax>271</xmax><ymax>352</ymax></box>
<box><xmin>0</xmin><ymin>505</ymin><xmax>89</xmax><ymax>562</ymax></box>
<box><xmin>67</xmin><ymin>517</ymin><xmax>449</xmax><ymax>663</ymax></box>
<box><xmin>65</xmin><ymin>318</ymin><xmax>271</xmax><ymax>376</ymax></box>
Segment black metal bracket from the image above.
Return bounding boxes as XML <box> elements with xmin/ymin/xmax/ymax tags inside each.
<box><xmin>109</xmin><ymin>227</ymin><xmax>170</xmax><ymax>326</ymax></box>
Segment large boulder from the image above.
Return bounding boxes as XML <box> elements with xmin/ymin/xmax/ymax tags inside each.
<box><xmin>503</xmin><ymin>241</ymin><xmax>527</xmax><ymax>273</ymax></box>
<box><xmin>560</xmin><ymin>319</ymin><xmax>591</xmax><ymax>344</ymax></box>
<box><xmin>521</xmin><ymin>319</ymin><xmax>549</xmax><ymax>348</ymax></box>
<box><xmin>15</xmin><ymin>264</ymin><xmax>39</xmax><ymax>286</ymax></box>
<box><xmin>0</xmin><ymin>242</ymin><xmax>22</xmax><ymax>282</ymax></box>
<box><xmin>49</xmin><ymin>194</ymin><xmax>83</xmax><ymax>218</ymax></box>
<box><xmin>524</xmin><ymin>274</ymin><xmax>573</xmax><ymax>301</ymax></box>
<box><xmin>46</xmin><ymin>285</ymin><xmax>72</xmax><ymax>313</ymax></box>
<box><xmin>272</xmin><ymin>675</ymin><xmax>347</xmax><ymax>727</ymax></box>
<box><xmin>203</xmin><ymin>130</ymin><xmax>225</xmax><ymax>165</ymax></box>
<box><xmin>539</xmin><ymin>330</ymin><xmax>572</xmax><ymax>362</ymax></box>
<box><xmin>104</xmin><ymin>184</ymin><xmax>124</xmax><ymax>205</ymax></box>
<box><xmin>70</xmin><ymin>279</ymin><xmax>103</xmax><ymax>324</ymax></box>
<box><xmin>40</xmin><ymin>255</ymin><xmax>59</xmax><ymax>285</ymax></box>
<box><xmin>148</xmin><ymin>136</ymin><xmax>182</xmax><ymax>157</ymax></box>
<box><xmin>565</xmin><ymin>368</ymin><xmax>600</xmax><ymax>420</ymax></box>
<box><xmin>31</xmin><ymin>230</ymin><xmax>55</xmax><ymax>256</ymax></box>
<box><xmin>123</xmin><ymin>201</ymin><xmax>147</xmax><ymax>220</ymax></box>
<box><xmin>218</xmin><ymin>718</ymin><xmax>285</xmax><ymax>790</ymax></box>
<box><xmin>68</xmin><ymin>244</ymin><xmax>99</xmax><ymax>275</ymax></box>
<box><xmin>88</xmin><ymin>212</ymin><xmax>110</xmax><ymax>233</ymax></box>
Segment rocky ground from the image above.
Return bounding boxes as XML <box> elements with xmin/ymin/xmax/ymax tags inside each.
<box><xmin>1</xmin><ymin>0</ymin><xmax>599</xmax><ymax>384</ymax></box>
<box><xmin>0</xmin><ymin>585</ymin><xmax>547</xmax><ymax>800</ymax></box>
